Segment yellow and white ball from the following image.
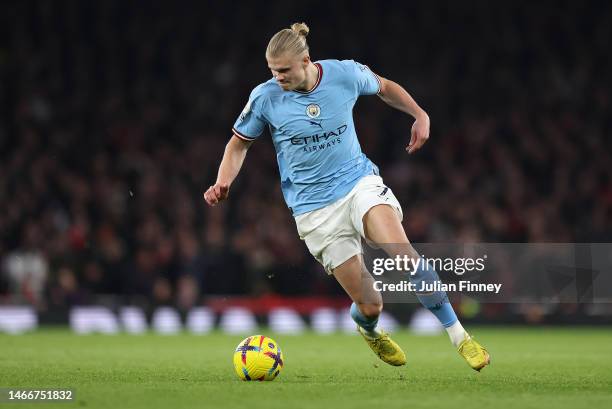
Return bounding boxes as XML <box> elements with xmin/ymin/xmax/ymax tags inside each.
<box><xmin>233</xmin><ymin>335</ymin><xmax>284</xmax><ymax>381</ymax></box>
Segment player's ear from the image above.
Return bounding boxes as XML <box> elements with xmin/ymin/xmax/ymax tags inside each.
<box><xmin>302</xmin><ymin>54</ymin><xmax>310</xmax><ymax>67</ymax></box>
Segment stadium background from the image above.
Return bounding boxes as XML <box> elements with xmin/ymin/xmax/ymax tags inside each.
<box><xmin>1</xmin><ymin>0</ymin><xmax>612</xmax><ymax>332</ymax></box>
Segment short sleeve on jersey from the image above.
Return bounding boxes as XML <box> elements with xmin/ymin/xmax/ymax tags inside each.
<box><xmin>232</xmin><ymin>90</ymin><xmax>267</xmax><ymax>141</ymax></box>
<box><xmin>348</xmin><ymin>60</ymin><xmax>382</xmax><ymax>96</ymax></box>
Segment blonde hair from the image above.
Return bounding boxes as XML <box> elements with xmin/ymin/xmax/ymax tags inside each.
<box><xmin>266</xmin><ymin>22</ymin><xmax>310</xmax><ymax>58</ymax></box>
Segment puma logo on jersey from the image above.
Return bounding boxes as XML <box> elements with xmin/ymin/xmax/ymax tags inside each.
<box><xmin>309</xmin><ymin>120</ymin><xmax>323</xmax><ymax>129</ymax></box>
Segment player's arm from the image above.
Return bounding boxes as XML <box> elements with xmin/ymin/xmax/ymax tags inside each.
<box><xmin>376</xmin><ymin>76</ymin><xmax>430</xmax><ymax>154</ymax></box>
<box><xmin>204</xmin><ymin>135</ymin><xmax>253</xmax><ymax>206</ymax></box>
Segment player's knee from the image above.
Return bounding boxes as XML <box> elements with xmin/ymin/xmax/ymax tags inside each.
<box><xmin>358</xmin><ymin>302</ymin><xmax>382</xmax><ymax>319</ymax></box>
<box><xmin>381</xmin><ymin>242</ymin><xmax>420</xmax><ymax>261</ymax></box>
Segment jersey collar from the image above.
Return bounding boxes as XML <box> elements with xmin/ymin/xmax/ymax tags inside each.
<box><xmin>293</xmin><ymin>62</ymin><xmax>323</xmax><ymax>94</ymax></box>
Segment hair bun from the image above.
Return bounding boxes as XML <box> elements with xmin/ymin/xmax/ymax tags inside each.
<box><xmin>290</xmin><ymin>22</ymin><xmax>309</xmax><ymax>37</ymax></box>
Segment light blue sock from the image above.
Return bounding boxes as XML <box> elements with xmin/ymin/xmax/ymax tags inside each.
<box><xmin>350</xmin><ymin>302</ymin><xmax>379</xmax><ymax>333</ymax></box>
<box><xmin>409</xmin><ymin>258</ymin><xmax>458</xmax><ymax>328</ymax></box>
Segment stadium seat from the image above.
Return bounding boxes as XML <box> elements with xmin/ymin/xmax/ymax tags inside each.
<box><xmin>186</xmin><ymin>307</ymin><xmax>215</xmax><ymax>334</ymax></box>
<box><xmin>151</xmin><ymin>307</ymin><xmax>182</xmax><ymax>334</ymax></box>
<box><xmin>219</xmin><ymin>307</ymin><xmax>257</xmax><ymax>334</ymax></box>
<box><xmin>119</xmin><ymin>306</ymin><xmax>148</xmax><ymax>334</ymax></box>
<box><xmin>70</xmin><ymin>306</ymin><xmax>119</xmax><ymax>334</ymax></box>
<box><xmin>0</xmin><ymin>306</ymin><xmax>38</xmax><ymax>334</ymax></box>
<box><xmin>268</xmin><ymin>307</ymin><xmax>306</xmax><ymax>334</ymax></box>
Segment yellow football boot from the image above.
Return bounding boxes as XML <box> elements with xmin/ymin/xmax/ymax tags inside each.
<box><xmin>457</xmin><ymin>334</ymin><xmax>490</xmax><ymax>371</ymax></box>
<box><xmin>358</xmin><ymin>327</ymin><xmax>407</xmax><ymax>366</ymax></box>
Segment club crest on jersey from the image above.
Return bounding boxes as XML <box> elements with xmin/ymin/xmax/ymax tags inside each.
<box><xmin>306</xmin><ymin>104</ymin><xmax>321</xmax><ymax>119</ymax></box>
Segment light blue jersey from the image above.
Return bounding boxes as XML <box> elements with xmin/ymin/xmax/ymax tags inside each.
<box><xmin>232</xmin><ymin>59</ymin><xmax>381</xmax><ymax>215</ymax></box>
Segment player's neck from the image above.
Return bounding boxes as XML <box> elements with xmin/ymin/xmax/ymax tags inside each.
<box><xmin>296</xmin><ymin>63</ymin><xmax>319</xmax><ymax>92</ymax></box>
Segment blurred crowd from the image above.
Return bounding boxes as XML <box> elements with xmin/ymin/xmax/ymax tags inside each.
<box><xmin>1</xmin><ymin>0</ymin><xmax>611</xmax><ymax>311</ymax></box>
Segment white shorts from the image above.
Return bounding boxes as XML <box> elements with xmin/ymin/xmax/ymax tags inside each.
<box><xmin>294</xmin><ymin>175</ymin><xmax>403</xmax><ymax>275</ymax></box>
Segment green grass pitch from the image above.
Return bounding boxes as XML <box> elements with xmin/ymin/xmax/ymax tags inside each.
<box><xmin>1</xmin><ymin>327</ymin><xmax>611</xmax><ymax>409</ymax></box>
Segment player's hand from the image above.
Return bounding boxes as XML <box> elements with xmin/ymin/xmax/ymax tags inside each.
<box><xmin>204</xmin><ymin>183</ymin><xmax>230</xmax><ymax>206</ymax></box>
<box><xmin>406</xmin><ymin>113</ymin><xmax>430</xmax><ymax>154</ymax></box>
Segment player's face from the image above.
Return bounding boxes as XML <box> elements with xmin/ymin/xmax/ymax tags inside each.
<box><xmin>267</xmin><ymin>52</ymin><xmax>309</xmax><ymax>91</ymax></box>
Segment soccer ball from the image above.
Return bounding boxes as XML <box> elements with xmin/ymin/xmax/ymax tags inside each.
<box><xmin>233</xmin><ymin>335</ymin><xmax>284</xmax><ymax>381</ymax></box>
